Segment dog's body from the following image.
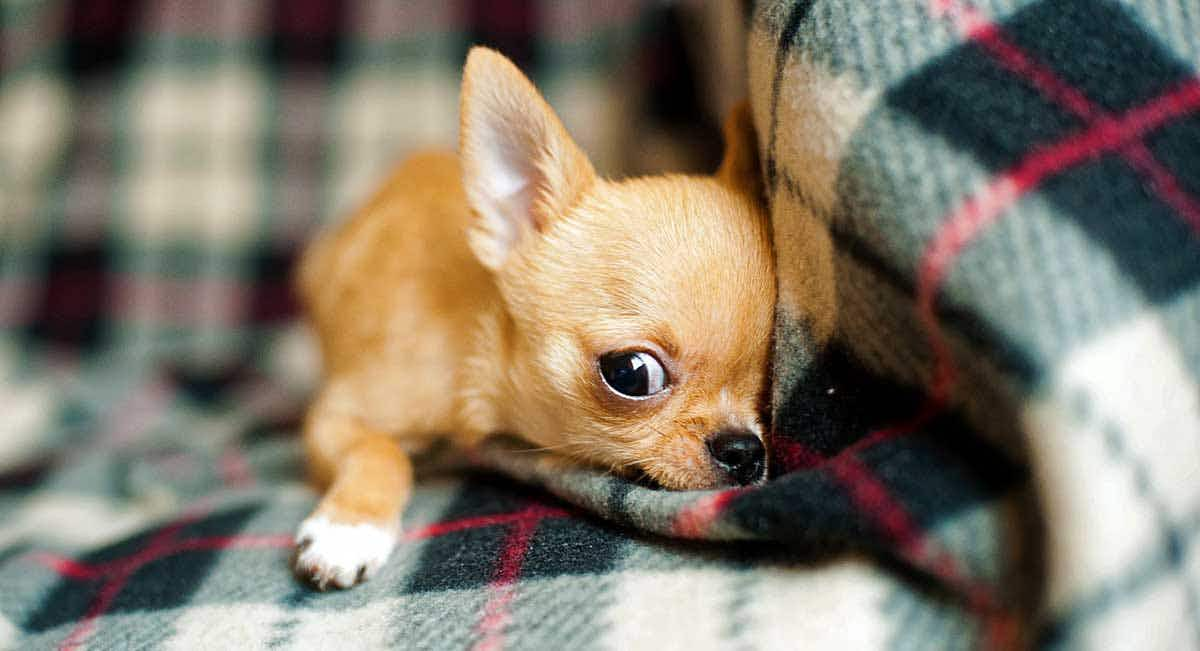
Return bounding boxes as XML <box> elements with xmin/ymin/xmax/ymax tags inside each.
<box><xmin>293</xmin><ymin>48</ymin><xmax>778</xmax><ymax>589</ymax></box>
<box><xmin>297</xmin><ymin>150</ymin><xmax>495</xmax><ymax>456</ymax></box>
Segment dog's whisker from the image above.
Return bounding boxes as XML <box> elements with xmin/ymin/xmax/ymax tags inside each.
<box><xmin>510</xmin><ymin>441</ymin><xmax>577</xmax><ymax>454</ymax></box>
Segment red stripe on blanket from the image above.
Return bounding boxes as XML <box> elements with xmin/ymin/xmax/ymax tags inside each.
<box><xmin>58</xmin><ymin>570</ymin><xmax>134</xmax><ymax>650</ymax></box>
<box><xmin>826</xmin><ymin>455</ymin><xmax>923</xmax><ymax>550</ymax></box>
<box><xmin>771</xmin><ymin>435</ymin><xmax>825</xmax><ymax>472</ymax></box>
<box><xmin>672</xmin><ymin>488</ymin><xmax>749</xmax><ymax>538</ymax></box>
<box><xmin>219</xmin><ymin>446</ymin><xmax>256</xmax><ymax>488</ymax></box>
<box><xmin>1115</xmin><ymin>140</ymin><xmax>1200</xmax><ymax>234</ymax></box>
<box><xmin>930</xmin><ymin>0</ymin><xmax>1097</xmax><ymax>118</ymax></box>
<box><xmin>57</xmin><ymin>506</ymin><xmax>210</xmax><ymax>649</ymax></box>
<box><xmin>27</xmin><ymin>553</ymin><xmax>103</xmax><ymax>580</ymax></box>
<box><xmin>827</xmin><ymin>453</ymin><xmax>1017</xmax><ymax>648</ymax></box>
<box><xmin>778</xmin><ymin>431</ymin><xmax>978</xmax><ymax>588</ymax></box>
<box><xmin>473</xmin><ymin>515</ymin><xmax>543</xmax><ymax>651</ymax></box>
<box><xmin>32</xmin><ymin>509</ymin><xmax>572</xmax><ymax>580</ymax></box>
<box><xmin>404</xmin><ymin>505</ymin><xmax>569</xmax><ymax>541</ymax></box>
<box><xmin>31</xmin><ymin>535</ymin><xmax>297</xmax><ymax>583</ymax></box>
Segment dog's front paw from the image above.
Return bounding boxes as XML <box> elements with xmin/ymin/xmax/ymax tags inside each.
<box><xmin>293</xmin><ymin>515</ymin><xmax>397</xmax><ymax>590</ymax></box>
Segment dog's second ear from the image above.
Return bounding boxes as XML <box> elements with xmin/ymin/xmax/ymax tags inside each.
<box><xmin>459</xmin><ymin>47</ymin><xmax>596</xmax><ymax>270</ymax></box>
<box><xmin>716</xmin><ymin>101</ymin><xmax>765</xmax><ymax>203</ymax></box>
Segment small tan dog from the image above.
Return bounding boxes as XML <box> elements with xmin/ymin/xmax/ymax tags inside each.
<box><xmin>293</xmin><ymin>47</ymin><xmax>776</xmax><ymax>589</ymax></box>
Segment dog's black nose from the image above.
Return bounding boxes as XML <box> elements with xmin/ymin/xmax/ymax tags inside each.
<box><xmin>706</xmin><ymin>429</ymin><xmax>765</xmax><ymax>486</ymax></box>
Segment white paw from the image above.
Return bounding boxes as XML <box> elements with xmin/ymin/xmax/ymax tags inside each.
<box><xmin>293</xmin><ymin>515</ymin><xmax>397</xmax><ymax>590</ymax></box>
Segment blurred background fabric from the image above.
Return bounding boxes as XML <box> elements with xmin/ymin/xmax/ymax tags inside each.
<box><xmin>1</xmin><ymin>0</ymin><xmax>743</xmax><ymax>372</ymax></box>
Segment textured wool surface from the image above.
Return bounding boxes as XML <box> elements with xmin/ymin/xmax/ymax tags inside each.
<box><xmin>2</xmin><ymin>1</ymin><xmax>1199</xmax><ymax>650</ymax></box>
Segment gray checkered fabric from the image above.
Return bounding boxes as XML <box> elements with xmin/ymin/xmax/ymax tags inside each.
<box><xmin>749</xmin><ymin>0</ymin><xmax>1200</xmax><ymax>648</ymax></box>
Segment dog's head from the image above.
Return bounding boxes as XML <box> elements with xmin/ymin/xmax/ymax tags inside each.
<box><xmin>460</xmin><ymin>48</ymin><xmax>775</xmax><ymax>489</ymax></box>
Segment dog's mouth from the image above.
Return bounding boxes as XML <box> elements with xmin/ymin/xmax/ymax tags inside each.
<box><xmin>625</xmin><ymin>466</ymin><xmax>662</xmax><ymax>489</ymax></box>
<box><xmin>630</xmin><ymin>459</ymin><xmax>764</xmax><ymax>492</ymax></box>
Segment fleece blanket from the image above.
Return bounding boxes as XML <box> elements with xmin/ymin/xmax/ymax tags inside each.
<box><xmin>743</xmin><ymin>0</ymin><xmax>1200</xmax><ymax>648</ymax></box>
<box><xmin>1</xmin><ymin>1</ymin><xmax>1198</xmax><ymax>650</ymax></box>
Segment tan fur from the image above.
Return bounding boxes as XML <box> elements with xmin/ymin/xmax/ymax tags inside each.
<box><xmin>294</xmin><ymin>48</ymin><xmax>782</xmax><ymax>586</ymax></box>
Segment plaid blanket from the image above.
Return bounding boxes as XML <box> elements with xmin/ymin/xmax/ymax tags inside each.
<box><xmin>2</xmin><ymin>1</ymin><xmax>1198</xmax><ymax>650</ymax></box>
<box><xmin>740</xmin><ymin>0</ymin><xmax>1200</xmax><ymax>648</ymax></box>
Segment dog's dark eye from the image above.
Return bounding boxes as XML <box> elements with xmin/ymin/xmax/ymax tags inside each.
<box><xmin>598</xmin><ymin>351</ymin><xmax>668</xmax><ymax>398</ymax></box>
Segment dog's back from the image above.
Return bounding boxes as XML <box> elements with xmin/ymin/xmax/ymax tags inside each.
<box><xmin>295</xmin><ymin>150</ymin><xmax>498</xmax><ymax>435</ymax></box>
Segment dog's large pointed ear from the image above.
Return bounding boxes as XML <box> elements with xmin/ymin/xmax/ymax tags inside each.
<box><xmin>459</xmin><ymin>47</ymin><xmax>596</xmax><ymax>270</ymax></box>
<box><xmin>716</xmin><ymin>101</ymin><xmax>764</xmax><ymax>203</ymax></box>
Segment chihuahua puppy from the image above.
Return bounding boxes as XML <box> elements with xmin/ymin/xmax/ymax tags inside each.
<box><xmin>293</xmin><ymin>47</ymin><xmax>776</xmax><ymax>589</ymax></box>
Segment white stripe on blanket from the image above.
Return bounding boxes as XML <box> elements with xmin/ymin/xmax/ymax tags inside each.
<box><xmin>1024</xmin><ymin>311</ymin><xmax>1200</xmax><ymax>646</ymax></box>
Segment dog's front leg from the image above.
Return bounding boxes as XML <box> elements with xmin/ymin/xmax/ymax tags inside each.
<box><xmin>293</xmin><ymin>389</ymin><xmax>413</xmax><ymax>589</ymax></box>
